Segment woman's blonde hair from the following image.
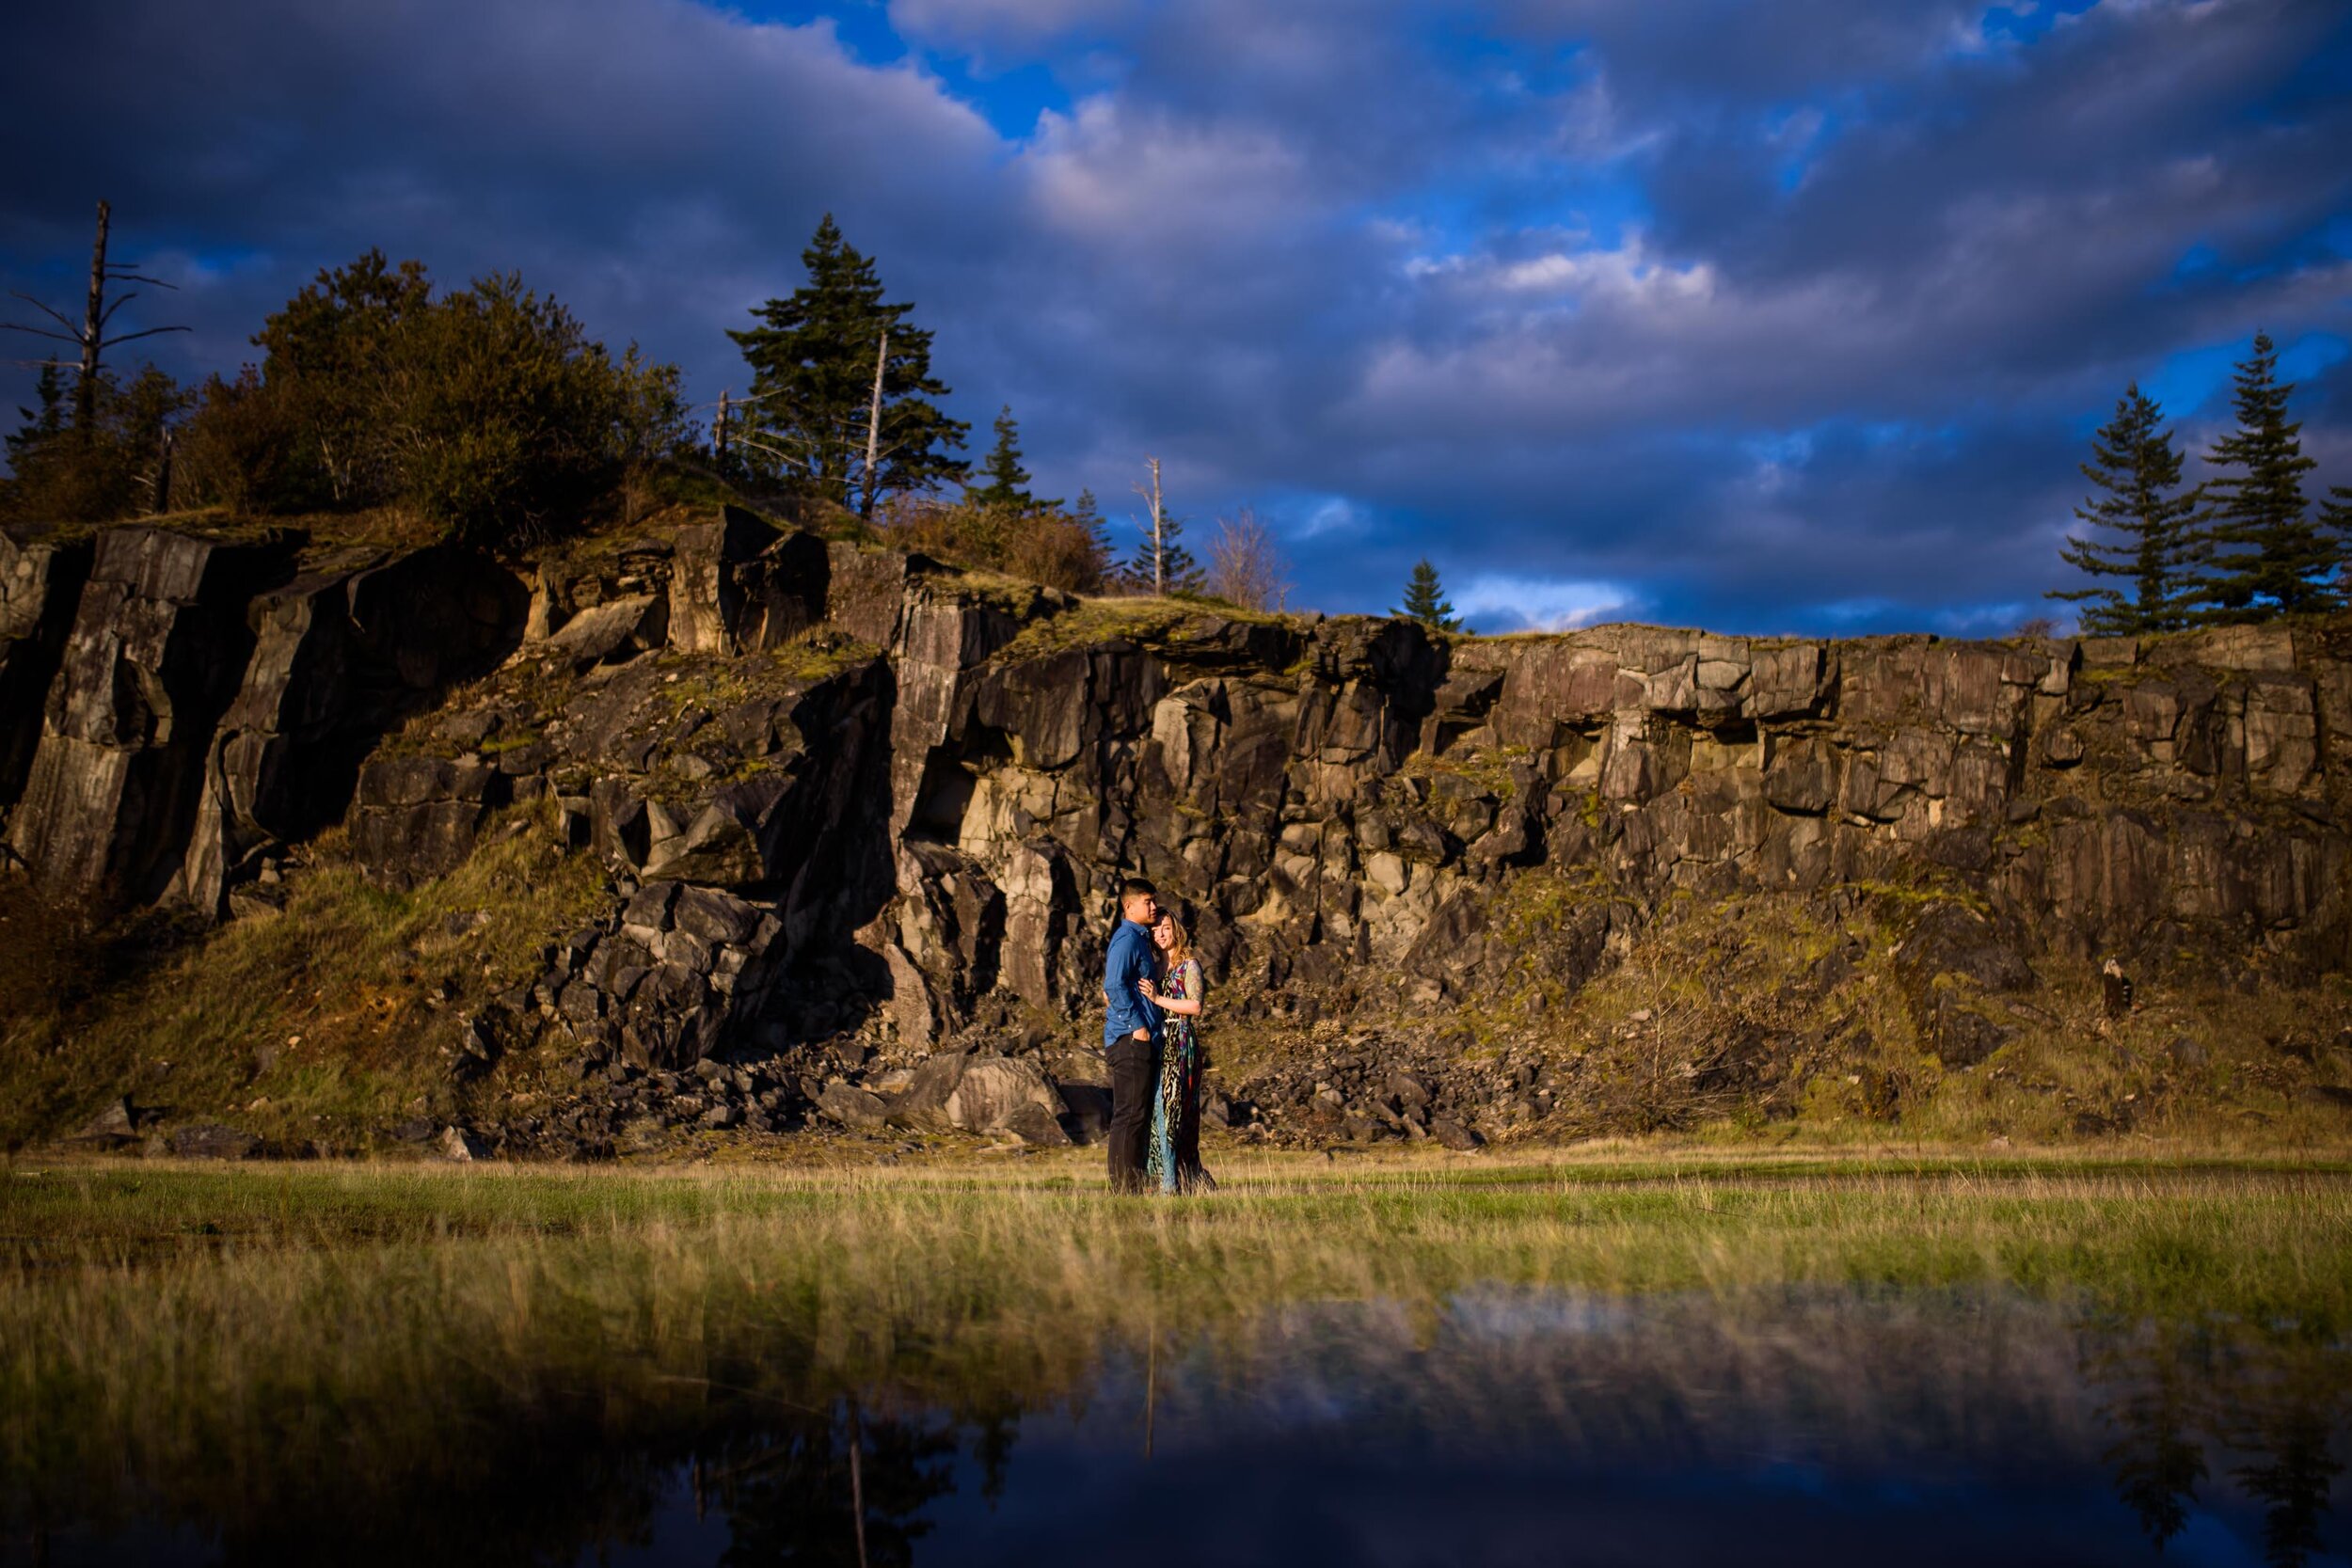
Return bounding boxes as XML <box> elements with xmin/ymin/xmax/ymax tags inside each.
<box><xmin>1152</xmin><ymin>910</ymin><xmax>1194</xmax><ymax>969</ymax></box>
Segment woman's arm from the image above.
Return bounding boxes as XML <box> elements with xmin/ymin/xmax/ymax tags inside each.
<box><xmin>1147</xmin><ymin>960</ymin><xmax>1206</xmax><ymax>1018</ymax></box>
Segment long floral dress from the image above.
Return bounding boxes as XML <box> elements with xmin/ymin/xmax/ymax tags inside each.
<box><xmin>1147</xmin><ymin>958</ymin><xmax>1207</xmax><ymax>1195</ymax></box>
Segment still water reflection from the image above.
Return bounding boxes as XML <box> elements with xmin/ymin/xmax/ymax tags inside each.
<box><xmin>24</xmin><ymin>1290</ymin><xmax>2348</xmax><ymax>1567</ymax></box>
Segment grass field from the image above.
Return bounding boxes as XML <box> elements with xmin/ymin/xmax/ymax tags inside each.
<box><xmin>6</xmin><ymin>1147</ymin><xmax>2349</xmax><ymax>1544</ymax></box>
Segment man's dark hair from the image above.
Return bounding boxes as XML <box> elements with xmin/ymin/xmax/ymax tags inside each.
<box><xmin>1118</xmin><ymin>876</ymin><xmax>1157</xmax><ymax>903</ymax></box>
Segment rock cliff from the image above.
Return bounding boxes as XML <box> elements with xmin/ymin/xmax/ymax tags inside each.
<box><xmin>5</xmin><ymin>508</ymin><xmax>2348</xmax><ymax>1152</ymax></box>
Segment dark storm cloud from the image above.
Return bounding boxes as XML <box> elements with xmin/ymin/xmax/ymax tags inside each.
<box><xmin>2</xmin><ymin>0</ymin><xmax>2346</xmax><ymax>634</ymax></box>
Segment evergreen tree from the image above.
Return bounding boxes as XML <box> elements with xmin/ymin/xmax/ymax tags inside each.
<box><xmin>2324</xmin><ymin>486</ymin><xmax>2352</xmax><ymax>597</ymax></box>
<box><xmin>2191</xmin><ymin>331</ymin><xmax>2334</xmax><ymax>620</ymax></box>
<box><xmin>1394</xmin><ymin>559</ymin><xmax>1462</xmax><ymax>631</ymax></box>
<box><xmin>5</xmin><ymin>364</ymin><xmax>66</xmax><ymax>470</ymax></box>
<box><xmin>1071</xmin><ymin>487</ymin><xmax>1111</xmax><ymax>566</ymax></box>
<box><xmin>2046</xmin><ymin>383</ymin><xmax>2198</xmax><ymax>636</ymax></box>
<box><xmin>970</xmin><ymin>404</ymin><xmax>1056</xmax><ymax>509</ymax></box>
<box><xmin>728</xmin><ymin>215</ymin><xmax>967</xmax><ymax>515</ymax></box>
<box><xmin>1123</xmin><ymin>509</ymin><xmax>1200</xmax><ymax>593</ymax></box>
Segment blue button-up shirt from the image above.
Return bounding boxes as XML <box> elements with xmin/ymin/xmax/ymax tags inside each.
<box><xmin>1103</xmin><ymin>919</ymin><xmax>1163</xmax><ymax>1050</ymax></box>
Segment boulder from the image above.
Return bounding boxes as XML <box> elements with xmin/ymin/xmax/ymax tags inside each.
<box><xmin>169</xmin><ymin>1123</ymin><xmax>261</xmax><ymax>1160</ymax></box>
<box><xmin>1001</xmin><ymin>1100</ymin><xmax>1073</xmax><ymax>1147</ymax></box>
<box><xmin>436</xmin><ymin>1125</ymin><xmax>488</xmax><ymax>1162</ymax></box>
<box><xmin>944</xmin><ymin>1056</ymin><xmax>1062</xmax><ymax>1134</ymax></box>
<box><xmin>540</xmin><ymin>593</ymin><xmax>668</xmax><ymax>671</ymax></box>
<box><xmin>818</xmin><ymin>1083</ymin><xmax>890</xmax><ymax>1129</ymax></box>
<box><xmin>885</xmin><ymin>1051</ymin><xmax>972</xmax><ymax>1131</ymax></box>
<box><xmin>1430</xmin><ymin>1117</ymin><xmax>1484</xmax><ymax>1151</ymax></box>
<box><xmin>1055</xmin><ymin>1082</ymin><xmax>1113</xmax><ymax>1143</ymax></box>
<box><xmin>73</xmin><ymin>1096</ymin><xmax>139</xmax><ymax>1145</ymax></box>
<box><xmin>346</xmin><ymin>757</ymin><xmax>510</xmax><ymax>885</ymax></box>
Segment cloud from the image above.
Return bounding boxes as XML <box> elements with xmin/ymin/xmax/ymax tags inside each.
<box><xmin>1453</xmin><ymin>574</ymin><xmax>1644</xmax><ymax>633</ymax></box>
<box><xmin>1</xmin><ymin>0</ymin><xmax>2347</xmax><ymax>638</ymax></box>
<box><xmin>889</xmin><ymin>0</ymin><xmax>1137</xmax><ymax>51</ymax></box>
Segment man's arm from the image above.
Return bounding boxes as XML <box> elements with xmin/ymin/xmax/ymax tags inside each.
<box><xmin>1108</xmin><ymin>929</ymin><xmax>1152</xmax><ymax>1040</ymax></box>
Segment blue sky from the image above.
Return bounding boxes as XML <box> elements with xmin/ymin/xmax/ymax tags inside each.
<box><xmin>3</xmin><ymin>0</ymin><xmax>2349</xmax><ymax>635</ymax></box>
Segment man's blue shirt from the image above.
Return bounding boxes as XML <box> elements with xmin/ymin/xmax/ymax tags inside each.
<box><xmin>1103</xmin><ymin>919</ymin><xmax>1162</xmax><ymax>1049</ymax></box>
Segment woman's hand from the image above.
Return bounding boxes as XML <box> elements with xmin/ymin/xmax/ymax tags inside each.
<box><xmin>1138</xmin><ymin>977</ymin><xmax>1158</xmax><ymax>1000</ymax></box>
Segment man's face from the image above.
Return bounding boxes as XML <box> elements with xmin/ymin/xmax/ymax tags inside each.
<box><xmin>1126</xmin><ymin>893</ymin><xmax>1158</xmax><ymax>924</ymax></box>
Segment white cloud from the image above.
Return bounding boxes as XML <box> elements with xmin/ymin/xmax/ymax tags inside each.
<box><xmin>1453</xmin><ymin>573</ymin><xmax>1642</xmax><ymax>632</ymax></box>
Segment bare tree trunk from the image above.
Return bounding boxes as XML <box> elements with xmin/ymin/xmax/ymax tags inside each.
<box><xmin>714</xmin><ymin>388</ymin><xmax>729</xmax><ymax>464</ymax></box>
<box><xmin>153</xmin><ymin>425</ymin><xmax>173</xmax><ymax>514</ymax></box>
<box><xmin>1133</xmin><ymin>456</ymin><xmax>1165</xmax><ymax>594</ymax></box>
<box><xmin>861</xmin><ymin>328</ymin><xmax>888</xmax><ymax>519</ymax></box>
<box><xmin>76</xmin><ymin>201</ymin><xmax>110</xmax><ymax>438</ymax></box>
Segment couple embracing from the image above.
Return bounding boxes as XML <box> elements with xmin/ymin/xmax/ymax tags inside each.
<box><xmin>1102</xmin><ymin>878</ymin><xmax>1215</xmax><ymax>1196</ymax></box>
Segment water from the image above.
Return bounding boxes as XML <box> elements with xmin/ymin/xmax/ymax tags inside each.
<box><xmin>20</xmin><ymin>1290</ymin><xmax>2347</xmax><ymax>1566</ymax></box>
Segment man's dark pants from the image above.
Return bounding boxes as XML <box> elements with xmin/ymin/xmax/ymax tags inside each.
<box><xmin>1105</xmin><ymin>1035</ymin><xmax>1155</xmax><ymax>1194</ymax></box>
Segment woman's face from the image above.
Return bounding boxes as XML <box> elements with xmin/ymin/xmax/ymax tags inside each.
<box><xmin>1152</xmin><ymin>915</ymin><xmax>1175</xmax><ymax>952</ymax></box>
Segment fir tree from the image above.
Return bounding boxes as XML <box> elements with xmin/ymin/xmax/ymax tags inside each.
<box><xmin>728</xmin><ymin>215</ymin><xmax>967</xmax><ymax>515</ymax></box>
<box><xmin>2191</xmin><ymin>331</ymin><xmax>2334</xmax><ymax>620</ymax></box>
<box><xmin>2324</xmin><ymin>486</ymin><xmax>2352</xmax><ymax>597</ymax></box>
<box><xmin>970</xmin><ymin>404</ymin><xmax>1055</xmax><ymax>509</ymax></box>
<box><xmin>2047</xmin><ymin>383</ymin><xmax>2198</xmax><ymax>636</ymax></box>
<box><xmin>1123</xmin><ymin>509</ymin><xmax>1200</xmax><ymax>593</ymax></box>
<box><xmin>1394</xmin><ymin>559</ymin><xmax>1462</xmax><ymax>631</ymax></box>
<box><xmin>1071</xmin><ymin>487</ymin><xmax>1110</xmax><ymax>565</ymax></box>
<box><xmin>5</xmin><ymin>364</ymin><xmax>66</xmax><ymax>469</ymax></box>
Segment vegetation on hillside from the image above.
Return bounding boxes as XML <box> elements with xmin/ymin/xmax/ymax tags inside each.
<box><xmin>3</xmin><ymin>250</ymin><xmax>690</xmax><ymax>549</ymax></box>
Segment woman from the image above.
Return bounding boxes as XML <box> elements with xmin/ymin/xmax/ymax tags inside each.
<box><xmin>1139</xmin><ymin>911</ymin><xmax>1214</xmax><ymax>1195</ymax></box>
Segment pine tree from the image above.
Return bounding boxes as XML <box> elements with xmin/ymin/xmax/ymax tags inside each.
<box><xmin>2047</xmin><ymin>383</ymin><xmax>2198</xmax><ymax>636</ymax></box>
<box><xmin>5</xmin><ymin>364</ymin><xmax>66</xmax><ymax>468</ymax></box>
<box><xmin>1123</xmin><ymin>509</ymin><xmax>1200</xmax><ymax>593</ymax></box>
<box><xmin>2324</xmin><ymin>486</ymin><xmax>2352</xmax><ymax>599</ymax></box>
<box><xmin>1394</xmin><ymin>559</ymin><xmax>1462</xmax><ymax>631</ymax></box>
<box><xmin>728</xmin><ymin>215</ymin><xmax>967</xmax><ymax>515</ymax></box>
<box><xmin>2191</xmin><ymin>332</ymin><xmax>2334</xmax><ymax>621</ymax></box>
<box><xmin>970</xmin><ymin>404</ymin><xmax>1055</xmax><ymax>508</ymax></box>
<box><xmin>1071</xmin><ymin>487</ymin><xmax>1110</xmax><ymax>564</ymax></box>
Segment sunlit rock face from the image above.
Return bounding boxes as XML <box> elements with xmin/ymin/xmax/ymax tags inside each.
<box><xmin>2</xmin><ymin>510</ymin><xmax>2346</xmax><ymax>1096</ymax></box>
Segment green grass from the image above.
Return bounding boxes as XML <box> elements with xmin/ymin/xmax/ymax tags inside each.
<box><xmin>0</xmin><ymin>803</ymin><xmax>611</xmax><ymax>1152</ymax></box>
<box><xmin>4</xmin><ymin>1150</ymin><xmax>2346</xmax><ymax>1539</ymax></box>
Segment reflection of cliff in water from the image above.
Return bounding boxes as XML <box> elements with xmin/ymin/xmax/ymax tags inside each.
<box><xmin>15</xmin><ymin>1291</ymin><xmax>2347</xmax><ymax>1565</ymax></box>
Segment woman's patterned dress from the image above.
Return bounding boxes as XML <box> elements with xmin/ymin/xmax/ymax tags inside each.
<box><xmin>1147</xmin><ymin>958</ymin><xmax>1203</xmax><ymax>1195</ymax></box>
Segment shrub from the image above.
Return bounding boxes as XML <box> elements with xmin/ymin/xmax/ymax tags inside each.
<box><xmin>32</xmin><ymin>249</ymin><xmax>695</xmax><ymax>551</ymax></box>
<box><xmin>878</xmin><ymin>495</ymin><xmax>1110</xmax><ymax>593</ymax></box>
<box><xmin>0</xmin><ymin>366</ymin><xmax>189</xmax><ymax>526</ymax></box>
<box><xmin>174</xmin><ymin>368</ymin><xmax>323</xmax><ymax>515</ymax></box>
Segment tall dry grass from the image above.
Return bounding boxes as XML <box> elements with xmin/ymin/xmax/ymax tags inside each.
<box><xmin>7</xmin><ymin>1151</ymin><xmax>2350</xmax><ymax>1506</ymax></box>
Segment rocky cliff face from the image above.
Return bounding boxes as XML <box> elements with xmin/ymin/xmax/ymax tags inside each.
<box><xmin>6</xmin><ymin>509</ymin><xmax>2348</xmax><ymax>1151</ymax></box>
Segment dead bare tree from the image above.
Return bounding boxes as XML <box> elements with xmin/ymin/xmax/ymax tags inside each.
<box><xmin>1</xmin><ymin>201</ymin><xmax>189</xmax><ymax>437</ymax></box>
<box><xmin>860</xmin><ymin>327</ymin><xmax>888</xmax><ymax>518</ymax></box>
<box><xmin>1208</xmin><ymin>505</ymin><xmax>1291</xmax><ymax>611</ymax></box>
<box><xmin>1132</xmin><ymin>455</ymin><xmax>1166</xmax><ymax>594</ymax></box>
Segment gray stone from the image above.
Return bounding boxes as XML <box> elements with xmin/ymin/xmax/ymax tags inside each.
<box><xmin>944</xmin><ymin>1056</ymin><xmax>1062</xmax><ymax>1133</ymax></box>
<box><xmin>1430</xmin><ymin>1117</ymin><xmax>1484</xmax><ymax>1151</ymax></box>
<box><xmin>169</xmin><ymin>1123</ymin><xmax>261</xmax><ymax>1160</ymax></box>
<box><xmin>818</xmin><ymin>1083</ymin><xmax>890</xmax><ymax>1129</ymax></box>
<box><xmin>437</xmin><ymin>1125</ymin><xmax>488</xmax><ymax>1162</ymax></box>
<box><xmin>1001</xmin><ymin>1100</ymin><xmax>1073</xmax><ymax>1147</ymax></box>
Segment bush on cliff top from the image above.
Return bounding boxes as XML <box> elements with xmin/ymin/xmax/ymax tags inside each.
<box><xmin>3</xmin><ymin>250</ymin><xmax>692</xmax><ymax>551</ymax></box>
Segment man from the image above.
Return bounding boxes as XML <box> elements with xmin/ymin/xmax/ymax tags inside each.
<box><xmin>1102</xmin><ymin>876</ymin><xmax>1161</xmax><ymax>1194</ymax></box>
